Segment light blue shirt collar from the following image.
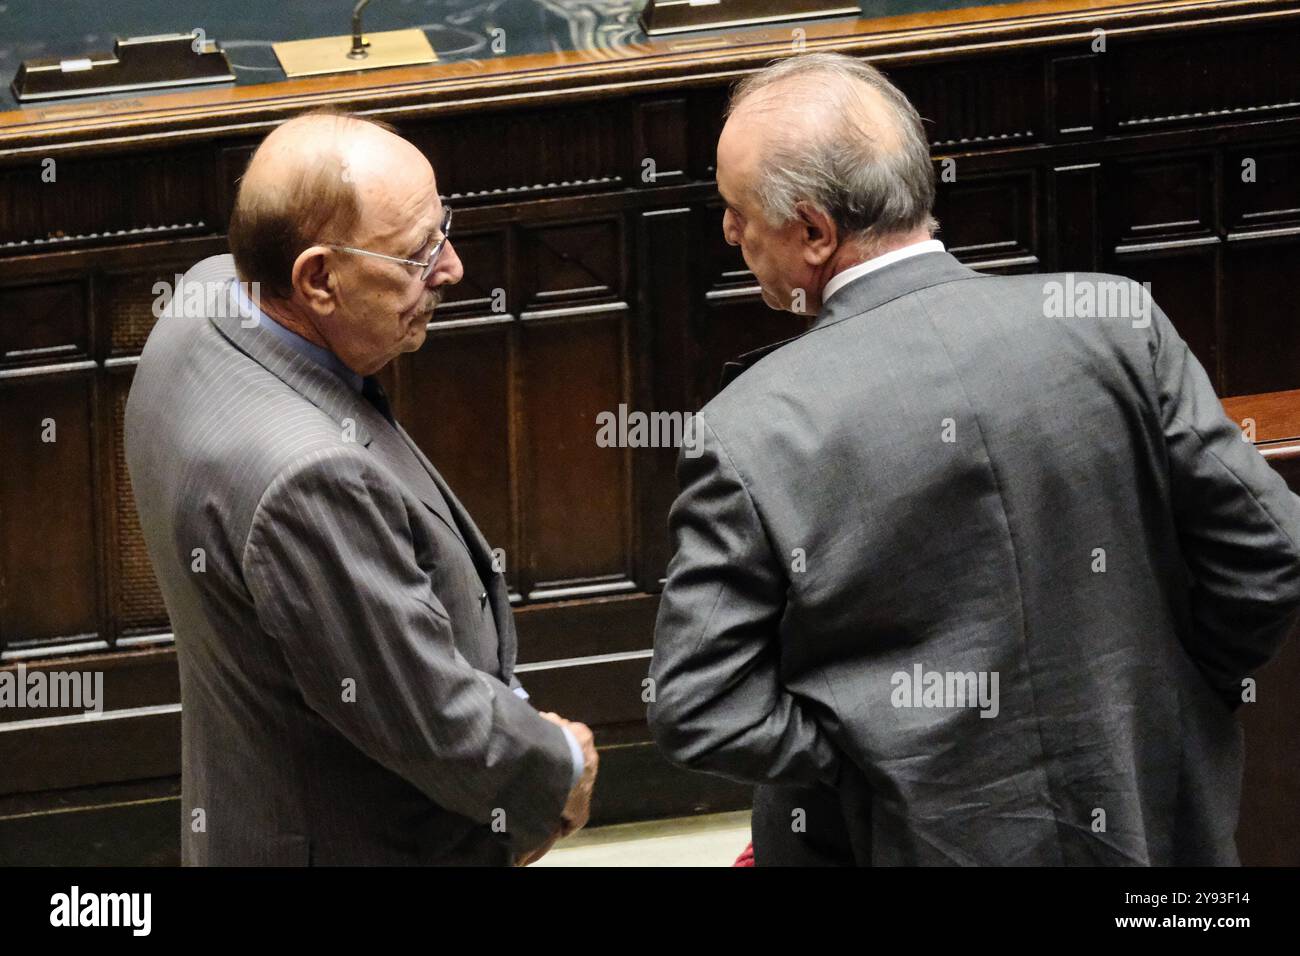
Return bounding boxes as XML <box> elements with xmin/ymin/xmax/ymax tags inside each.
<box><xmin>230</xmin><ymin>280</ymin><xmax>364</xmax><ymax>393</ymax></box>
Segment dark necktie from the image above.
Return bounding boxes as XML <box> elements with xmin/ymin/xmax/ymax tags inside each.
<box><xmin>361</xmin><ymin>376</ymin><xmax>395</xmax><ymax>425</ymax></box>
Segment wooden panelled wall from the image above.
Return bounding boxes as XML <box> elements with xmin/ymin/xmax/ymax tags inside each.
<box><xmin>3</xmin><ymin>15</ymin><xmax>1300</xmax><ymax>864</ymax></box>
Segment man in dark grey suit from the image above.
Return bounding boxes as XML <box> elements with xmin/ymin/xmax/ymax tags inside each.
<box><xmin>648</xmin><ymin>53</ymin><xmax>1300</xmax><ymax>865</ymax></box>
<box><xmin>126</xmin><ymin>112</ymin><xmax>596</xmax><ymax>865</ymax></box>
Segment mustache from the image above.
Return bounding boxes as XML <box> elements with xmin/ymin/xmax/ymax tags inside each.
<box><xmin>417</xmin><ymin>289</ymin><xmax>444</xmax><ymax>315</ymax></box>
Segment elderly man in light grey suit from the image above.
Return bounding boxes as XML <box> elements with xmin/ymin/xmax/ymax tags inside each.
<box><xmin>126</xmin><ymin>113</ymin><xmax>596</xmax><ymax>865</ymax></box>
<box><xmin>648</xmin><ymin>53</ymin><xmax>1300</xmax><ymax>865</ymax></box>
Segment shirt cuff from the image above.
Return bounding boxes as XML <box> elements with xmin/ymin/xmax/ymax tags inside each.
<box><xmin>560</xmin><ymin>725</ymin><xmax>585</xmax><ymax>791</ymax></box>
<box><xmin>513</xmin><ymin>684</ymin><xmax>581</xmax><ymax>788</ymax></box>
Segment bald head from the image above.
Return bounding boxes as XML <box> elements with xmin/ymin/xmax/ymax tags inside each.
<box><xmin>244</xmin><ymin>111</ymin><xmax>395</xmax><ymax>182</ymax></box>
<box><xmin>230</xmin><ymin>112</ymin><xmax>421</xmax><ymax>299</ymax></box>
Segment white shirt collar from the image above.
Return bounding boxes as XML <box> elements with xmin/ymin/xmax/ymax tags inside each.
<box><xmin>821</xmin><ymin>238</ymin><xmax>946</xmax><ymax>304</ymax></box>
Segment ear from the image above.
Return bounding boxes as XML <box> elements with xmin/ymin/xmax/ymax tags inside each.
<box><xmin>794</xmin><ymin>200</ymin><xmax>838</xmax><ymax>266</ymax></box>
<box><xmin>291</xmin><ymin>246</ymin><xmax>337</xmax><ymax>316</ymax></box>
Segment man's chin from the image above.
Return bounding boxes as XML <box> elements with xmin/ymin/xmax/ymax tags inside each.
<box><xmin>759</xmin><ymin>287</ymin><xmax>797</xmax><ymax>314</ymax></box>
<box><xmin>759</xmin><ymin>292</ymin><xmax>814</xmax><ymax>317</ymax></box>
<box><xmin>402</xmin><ymin>319</ymin><xmax>429</xmax><ymax>351</ymax></box>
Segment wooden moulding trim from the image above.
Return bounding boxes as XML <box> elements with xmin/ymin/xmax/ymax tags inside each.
<box><xmin>0</xmin><ymin>702</ymin><xmax>180</xmax><ymax>736</ymax></box>
<box><xmin>1221</xmin><ymin>389</ymin><xmax>1300</xmax><ymax>444</ymax></box>
<box><xmin>0</xmin><ymin>591</ymin><xmax>662</xmax><ymax>670</ymax></box>
<box><xmin>0</xmin><ymin>644</ymin><xmax>176</xmax><ymax>687</ymax></box>
<box><xmin>0</xmin><ymin>706</ymin><xmax>181</xmax><ymax>797</ymax></box>
<box><xmin>1257</xmin><ymin>441</ymin><xmax>1300</xmax><ymax>462</ymax></box>
<box><xmin>514</xmin><ymin>648</ymin><xmax>653</xmax><ymax>674</ymax></box>
<box><xmin>1</xmin><ymin>1</ymin><xmax>1297</xmax><ymax>153</ymax></box>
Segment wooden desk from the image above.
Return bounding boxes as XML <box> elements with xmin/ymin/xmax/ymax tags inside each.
<box><xmin>1224</xmin><ymin>389</ymin><xmax>1300</xmax><ymax>466</ymax></box>
<box><xmin>1219</xmin><ymin>390</ymin><xmax>1300</xmax><ymax>866</ymax></box>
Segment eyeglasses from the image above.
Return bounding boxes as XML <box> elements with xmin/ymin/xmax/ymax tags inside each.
<box><xmin>323</xmin><ymin>206</ymin><xmax>453</xmax><ymax>281</ymax></box>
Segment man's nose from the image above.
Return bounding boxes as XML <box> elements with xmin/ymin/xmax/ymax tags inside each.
<box><xmin>722</xmin><ymin>209</ymin><xmax>739</xmax><ymax>247</ymax></box>
<box><xmin>431</xmin><ymin>239</ymin><xmax>463</xmax><ymax>287</ymax></box>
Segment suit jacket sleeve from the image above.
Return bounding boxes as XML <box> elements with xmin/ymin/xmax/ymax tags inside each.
<box><xmin>1151</xmin><ymin>297</ymin><xmax>1300</xmax><ymax>702</ymax></box>
<box><xmin>648</xmin><ymin>412</ymin><xmax>841</xmax><ymax>786</ymax></box>
<box><xmin>241</xmin><ymin>446</ymin><xmax>572</xmax><ymax>855</ymax></box>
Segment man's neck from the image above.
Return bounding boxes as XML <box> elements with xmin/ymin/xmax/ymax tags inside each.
<box><xmin>236</xmin><ymin>275</ymin><xmax>331</xmax><ymax>352</ymax></box>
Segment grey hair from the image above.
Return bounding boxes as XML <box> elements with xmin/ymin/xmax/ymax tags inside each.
<box><xmin>726</xmin><ymin>52</ymin><xmax>938</xmax><ymax>243</ymax></box>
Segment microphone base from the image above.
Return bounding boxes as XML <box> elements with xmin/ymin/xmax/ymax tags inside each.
<box><xmin>273</xmin><ymin>28</ymin><xmax>436</xmax><ymax>79</ymax></box>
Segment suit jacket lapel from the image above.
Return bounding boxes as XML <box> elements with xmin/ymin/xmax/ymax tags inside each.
<box><xmin>369</xmin><ymin>423</ymin><xmax>469</xmax><ymax>551</ymax></box>
<box><xmin>719</xmin><ymin>334</ymin><xmax>807</xmax><ymax>391</ymax></box>
<box><xmin>200</xmin><ymin>254</ymin><xmax>517</xmax><ymax>671</ymax></box>
<box><xmin>394</xmin><ymin>424</ymin><xmax>519</xmax><ymax>674</ymax></box>
<box><xmin>397</xmin><ymin>426</ymin><xmax>498</xmax><ymax>573</ymax></box>
<box><xmin>202</xmin><ymin>256</ymin><xmax>469</xmax><ymax>549</ymax></box>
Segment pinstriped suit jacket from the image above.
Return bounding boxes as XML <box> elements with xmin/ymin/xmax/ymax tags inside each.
<box><xmin>125</xmin><ymin>254</ymin><xmax>572</xmax><ymax>865</ymax></box>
